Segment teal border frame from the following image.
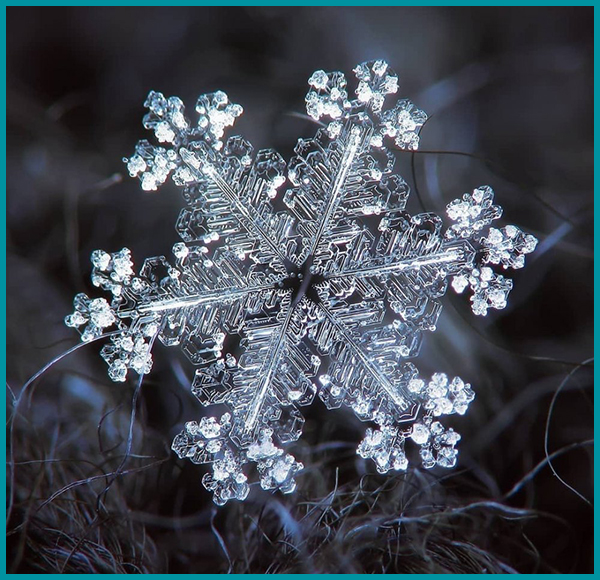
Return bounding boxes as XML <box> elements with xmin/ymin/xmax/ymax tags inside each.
<box><xmin>2</xmin><ymin>3</ymin><xmax>596</xmax><ymax>577</ymax></box>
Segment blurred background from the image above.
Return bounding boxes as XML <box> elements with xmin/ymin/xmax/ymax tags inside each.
<box><xmin>7</xmin><ymin>6</ymin><xmax>593</xmax><ymax>573</ymax></box>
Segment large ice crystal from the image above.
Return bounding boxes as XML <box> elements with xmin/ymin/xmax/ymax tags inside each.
<box><xmin>65</xmin><ymin>61</ymin><xmax>537</xmax><ymax>505</ymax></box>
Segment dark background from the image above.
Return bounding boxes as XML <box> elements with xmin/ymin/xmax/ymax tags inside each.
<box><xmin>7</xmin><ymin>6</ymin><xmax>594</xmax><ymax>573</ymax></box>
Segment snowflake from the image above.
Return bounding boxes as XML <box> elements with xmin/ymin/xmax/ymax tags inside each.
<box><xmin>65</xmin><ymin>60</ymin><xmax>537</xmax><ymax>505</ymax></box>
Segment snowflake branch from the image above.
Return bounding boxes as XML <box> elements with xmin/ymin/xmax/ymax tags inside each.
<box><xmin>180</xmin><ymin>148</ymin><xmax>291</xmax><ymax>266</ymax></box>
<box><xmin>317</xmin><ymin>301</ymin><xmax>417</xmax><ymax>415</ymax></box>
<box><xmin>117</xmin><ymin>282</ymin><xmax>277</xmax><ymax>318</ymax></box>
<box><xmin>326</xmin><ymin>241</ymin><xmax>473</xmax><ymax>281</ymax></box>
<box><xmin>309</xmin><ymin>125</ymin><xmax>367</xmax><ymax>255</ymax></box>
<box><xmin>242</xmin><ymin>291</ymin><xmax>296</xmax><ymax>434</ymax></box>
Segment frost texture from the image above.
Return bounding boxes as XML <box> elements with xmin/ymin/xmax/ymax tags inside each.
<box><xmin>65</xmin><ymin>61</ymin><xmax>538</xmax><ymax>505</ymax></box>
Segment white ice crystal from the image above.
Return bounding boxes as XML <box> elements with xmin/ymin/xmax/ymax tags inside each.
<box><xmin>65</xmin><ymin>61</ymin><xmax>538</xmax><ymax>505</ymax></box>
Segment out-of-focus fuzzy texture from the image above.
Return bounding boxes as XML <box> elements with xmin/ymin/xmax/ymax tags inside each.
<box><xmin>7</xmin><ymin>6</ymin><xmax>593</xmax><ymax>573</ymax></box>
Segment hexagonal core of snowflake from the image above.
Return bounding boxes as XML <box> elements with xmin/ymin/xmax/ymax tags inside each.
<box><xmin>279</xmin><ymin>255</ymin><xmax>323</xmax><ymax>305</ymax></box>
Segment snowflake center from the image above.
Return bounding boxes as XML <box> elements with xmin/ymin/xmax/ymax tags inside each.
<box><xmin>282</xmin><ymin>256</ymin><xmax>324</xmax><ymax>306</ymax></box>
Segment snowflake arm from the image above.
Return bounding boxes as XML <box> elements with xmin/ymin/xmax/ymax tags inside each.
<box><xmin>228</xmin><ymin>290</ymin><xmax>297</xmax><ymax>445</ymax></box>
<box><xmin>286</xmin><ymin>61</ymin><xmax>422</xmax><ymax>266</ymax></box>
<box><xmin>125</xmin><ymin>90</ymin><xmax>295</xmax><ymax>271</ymax></box>
<box><xmin>311</xmin><ymin>299</ymin><xmax>419</xmax><ymax>420</ymax></box>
